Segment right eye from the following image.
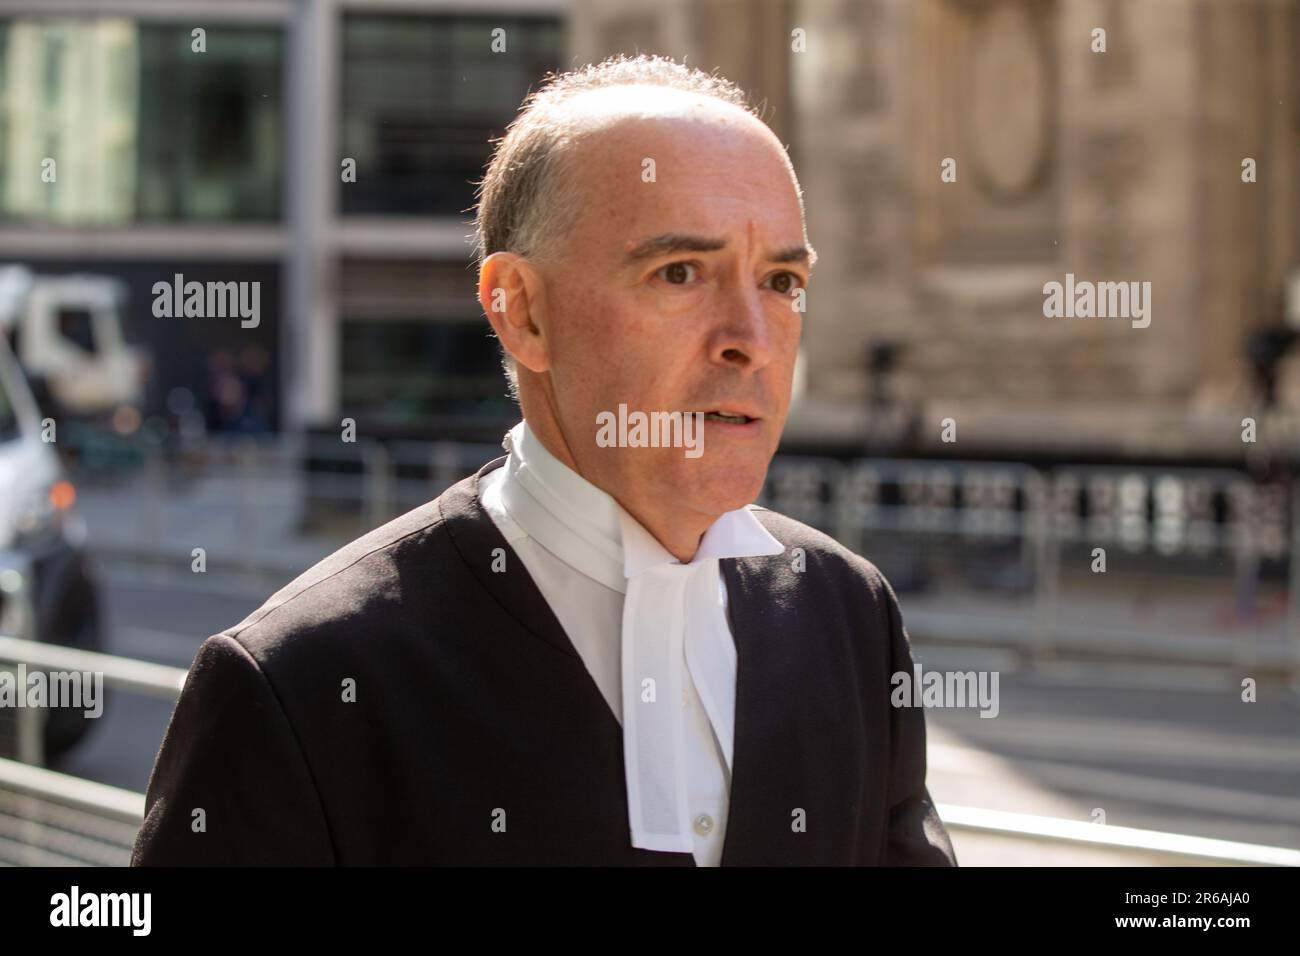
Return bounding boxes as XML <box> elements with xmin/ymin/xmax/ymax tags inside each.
<box><xmin>656</xmin><ymin>262</ymin><xmax>700</xmax><ymax>285</ymax></box>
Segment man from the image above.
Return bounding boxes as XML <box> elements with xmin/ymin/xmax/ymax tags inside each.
<box><xmin>132</xmin><ymin>54</ymin><xmax>956</xmax><ymax>866</ymax></box>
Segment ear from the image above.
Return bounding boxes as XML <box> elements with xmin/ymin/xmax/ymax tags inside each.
<box><xmin>478</xmin><ymin>252</ymin><xmax>552</xmax><ymax>375</ymax></box>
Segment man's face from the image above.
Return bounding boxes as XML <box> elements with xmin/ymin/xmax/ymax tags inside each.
<box><xmin>514</xmin><ymin>90</ymin><xmax>812</xmax><ymax>527</ymax></box>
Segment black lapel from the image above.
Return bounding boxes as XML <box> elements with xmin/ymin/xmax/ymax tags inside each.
<box><xmin>717</xmin><ymin>544</ymin><xmax>825</xmax><ymax>867</ymax></box>
<box><xmin>437</xmin><ymin>455</ymin><xmax>697</xmax><ymax>867</ymax></box>
<box><xmin>717</xmin><ymin>528</ymin><xmax>866</xmax><ymax>866</ymax></box>
<box><xmin>717</xmin><ymin>555</ymin><xmax>758</xmax><ymax>867</ymax></box>
<box><xmin>439</xmin><ymin>456</ymin><xmax>586</xmax><ymax>663</ymax></box>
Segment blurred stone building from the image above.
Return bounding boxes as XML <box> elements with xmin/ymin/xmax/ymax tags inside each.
<box><xmin>2</xmin><ymin>0</ymin><xmax>1296</xmax><ymax>463</ymax></box>
<box><xmin>572</xmin><ymin>0</ymin><xmax>1300</xmax><ymax>462</ymax></box>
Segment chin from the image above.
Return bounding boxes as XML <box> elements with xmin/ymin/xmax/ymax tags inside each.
<box><xmin>676</xmin><ymin>459</ymin><xmax>769</xmax><ymax>516</ymax></box>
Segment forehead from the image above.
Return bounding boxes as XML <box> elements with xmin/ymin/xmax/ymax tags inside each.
<box><xmin>552</xmin><ymin>90</ymin><xmax>805</xmax><ymax>252</ymax></box>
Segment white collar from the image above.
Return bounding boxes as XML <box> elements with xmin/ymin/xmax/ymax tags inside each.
<box><xmin>500</xmin><ymin>419</ymin><xmax>784</xmax><ymax>587</ymax></box>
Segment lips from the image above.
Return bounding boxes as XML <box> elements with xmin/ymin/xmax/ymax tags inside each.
<box><xmin>682</xmin><ymin>406</ymin><xmax>762</xmax><ymax>424</ymax></box>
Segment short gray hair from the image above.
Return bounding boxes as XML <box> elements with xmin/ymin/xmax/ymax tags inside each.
<box><xmin>473</xmin><ymin>55</ymin><xmax>757</xmax><ymax>400</ymax></box>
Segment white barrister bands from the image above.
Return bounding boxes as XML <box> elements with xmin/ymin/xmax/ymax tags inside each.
<box><xmin>620</xmin><ymin>556</ymin><xmax>695</xmax><ymax>852</ymax></box>
<box><xmin>479</xmin><ymin>419</ymin><xmax>784</xmax><ymax>863</ymax></box>
<box><xmin>682</xmin><ymin>559</ymin><xmax>737</xmax><ymax>773</ymax></box>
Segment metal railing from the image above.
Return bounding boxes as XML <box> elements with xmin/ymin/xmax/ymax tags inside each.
<box><xmin>0</xmin><ymin>632</ymin><xmax>187</xmax><ymax>865</ymax></box>
<box><xmin>0</xmin><ymin>548</ymin><xmax>187</xmax><ymax>766</ymax></box>
<box><xmin>756</xmin><ymin>455</ymin><xmax>1300</xmax><ymax>680</ymax></box>
<box><xmin>0</xmin><ymin>634</ymin><xmax>1297</xmax><ymax>866</ymax></box>
<box><xmin>56</xmin><ymin>432</ymin><xmax>1300</xmax><ymax>679</ymax></box>
<box><xmin>935</xmin><ymin>803</ymin><xmax>1300</xmax><ymax>866</ymax></box>
<box><xmin>0</xmin><ymin>635</ymin><xmax>187</xmax><ymax>766</ymax></box>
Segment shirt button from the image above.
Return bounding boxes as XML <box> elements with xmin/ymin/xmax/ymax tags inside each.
<box><xmin>694</xmin><ymin>813</ymin><xmax>714</xmax><ymax>836</ymax></box>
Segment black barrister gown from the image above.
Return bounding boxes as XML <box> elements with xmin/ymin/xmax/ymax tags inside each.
<box><xmin>131</xmin><ymin>455</ymin><xmax>957</xmax><ymax>866</ymax></box>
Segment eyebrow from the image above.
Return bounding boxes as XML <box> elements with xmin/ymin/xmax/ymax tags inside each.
<box><xmin>623</xmin><ymin>233</ymin><xmax>818</xmax><ymax>268</ymax></box>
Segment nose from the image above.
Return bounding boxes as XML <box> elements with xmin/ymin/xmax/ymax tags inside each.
<box><xmin>709</xmin><ymin>274</ymin><xmax>774</xmax><ymax>372</ymax></box>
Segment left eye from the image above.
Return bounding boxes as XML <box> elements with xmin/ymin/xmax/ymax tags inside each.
<box><xmin>657</xmin><ymin>262</ymin><xmax>699</xmax><ymax>285</ymax></box>
<box><xmin>765</xmin><ymin>271</ymin><xmax>803</xmax><ymax>294</ymax></box>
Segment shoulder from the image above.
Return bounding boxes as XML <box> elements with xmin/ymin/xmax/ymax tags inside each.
<box><xmin>213</xmin><ymin>489</ymin><xmax>468</xmax><ymax>673</ymax></box>
<box><xmin>744</xmin><ymin>503</ymin><xmax>894</xmax><ymax>603</ymax></box>
<box><xmin>731</xmin><ymin>505</ymin><xmax>913</xmax><ymax>672</ymax></box>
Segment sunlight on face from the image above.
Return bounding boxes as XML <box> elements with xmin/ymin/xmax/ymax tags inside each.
<box><xmin>533</xmin><ymin>92</ymin><xmax>814</xmax><ymax>525</ymax></box>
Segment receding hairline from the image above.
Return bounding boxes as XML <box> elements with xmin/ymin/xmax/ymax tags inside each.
<box><xmin>543</xmin><ymin>84</ymin><xmax>789</xmax><ymax>172</ymax></box>
<box><xmin>532</xmin><ymin>89</ymin><xmax>803</xmax><ymax>233</ymax></box>
<box><xmin>542</xmin><ymin>82</ymin><xmax>765</xmax><ymax>129</ymax></box>
<box><xmin>475</xmin><ymin>59</ymin><xmax>796</xmax><ymax>265</ymax></box>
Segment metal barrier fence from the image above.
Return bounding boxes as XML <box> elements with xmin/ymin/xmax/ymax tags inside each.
<box><xmin>71</xmin><ymin>433</ymin><xmax>502</xmax><ymax>575</ymax></box>
<box><xmin>0</xmin><ymin>634</ymin><xmax>1297</xmax><ymax>866</ymax></box>
<box><xmin>0</xmin><ymin>759</ymin><xmax>145</xmax><ymax>866</ymax></box>
<box><xmin>0</xmin><ymin>634</ymin><xmax>186</xmax><ymax>865</ymax></box>
<box><xmin>756</xmin><ymin>455</ymin><xmax>1300</xmax><ymax>679</ymax></box>
<box><xmin>59</xmin><ymin>432</ymin><xmax>1300</xmax><ymax>679</ymax></box>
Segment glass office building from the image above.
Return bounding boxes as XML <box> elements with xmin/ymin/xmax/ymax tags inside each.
<box><xmin>0</xmin><ymin>2</ymin><xmax>565</xmax><ymax>435</ymax></box>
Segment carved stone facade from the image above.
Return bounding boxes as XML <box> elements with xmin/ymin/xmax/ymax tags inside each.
<box><xmin>569</xmin><ymin>0</ymin><xmax>1300</xmax><ymax>460</ymax></box>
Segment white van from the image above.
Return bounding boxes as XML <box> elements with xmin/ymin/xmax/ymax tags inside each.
<box><xmin>0</xmin><ymin>328</ymin><xmax>105</xmax><ymax>759</ymax></box>
<box><xmin>0</xmin><ymin>265</ymin><xmax>149</xmax><ymax>421</ymax></box>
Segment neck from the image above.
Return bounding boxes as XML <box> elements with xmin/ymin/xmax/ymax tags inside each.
<box><xmin>523</xmin><ymin>415</ymin><xmax>709</xmax><ymax>563</ymax></box>
<box><xmin>618</xmin><ymin>500</ymin><xmax>711</xmax><ymax>564</ymax></box>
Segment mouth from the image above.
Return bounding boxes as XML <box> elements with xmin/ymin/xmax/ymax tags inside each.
<box><xmin>693</xmin><ymin>409</ymin><xmax>760</xmax><ymax>425</ymax></box>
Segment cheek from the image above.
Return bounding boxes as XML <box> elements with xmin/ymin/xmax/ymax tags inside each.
<box><xmin>550</xmin><ymin>283</ymin><xmax>702</xmax><ymax>407</ymax></box>
<box><xmin>548</xmin><ymin>300</ymin><xmax>647</xmax><ymax>409</ymax></box>
<box><xmin>765</xmin><ymin>302</ymin><xmax>803</xmax><ymax>361</ymax></box>
<box><xmin>590</xmin><ymin>297</ymin><xmax>678</xmax><ymax>371</ymax></box>
<box><xmin>546</xmin><ymin>289</ymin><xmax>613</xmax><ymax>380</ymax></box>
<box><xmin>553</xmin><ymin>284</ymin><xmax>639</xmax><ymax>349</ymax></box>
<box><xmin>785</xmin><ymin>314</ymin><xmax>803</xmax><ymax>363</ymax></box>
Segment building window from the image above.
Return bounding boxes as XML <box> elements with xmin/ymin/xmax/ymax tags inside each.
<box><xmin>135</xmin><ymin>24</ymin><xmax>282</xmax><ymax>221</ymax></box>
<box><xmin>340</xmin><ymin>13</ymin><xmax>563</xmax><ymax>217</ymax></box>
<box><xmin>0</xmin><ymin>18</ymin><xmax>282</xmax><ymax>224</ymax></box>
<box><xmin>57</xmin><ymin>307</ymin><xmax>97</xmax><ymax>354</ymax></box>
<box><xmin>340</xmin><ymin>318</ymin><xmax>509</xmax><ymax>425</ymax></box>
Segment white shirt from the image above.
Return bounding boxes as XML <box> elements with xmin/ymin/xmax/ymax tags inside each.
<box><xmin>478</xmin><ymin>419</ymin><xmax>784</xmax><ymax>865</ymax></box>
